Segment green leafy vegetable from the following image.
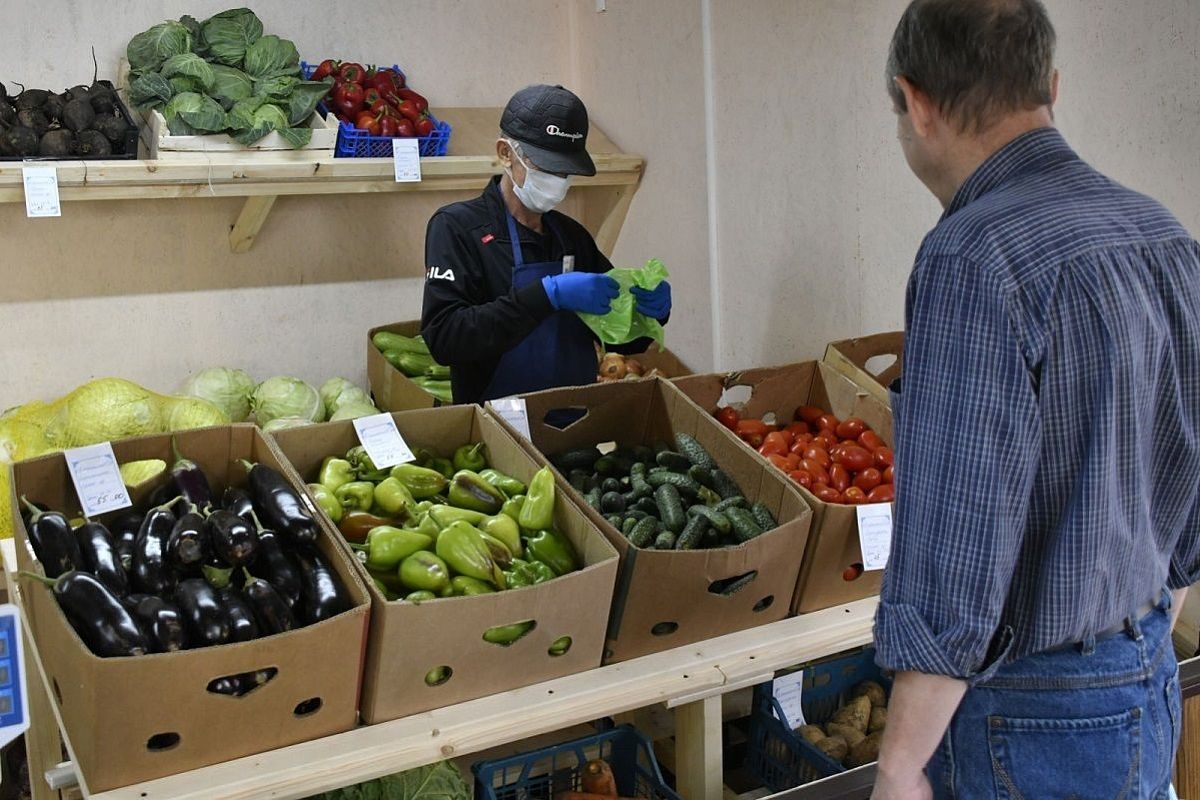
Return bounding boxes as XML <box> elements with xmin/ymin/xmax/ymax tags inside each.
<box><xmin>578</xmin><ymin>258</ymin><xmax>671</xmax><ymax>349</ymax></box>
<box><xmin>161</xmin><ymin>53</ymin><xmax>215</xmax><ymax>92</ymax></box>
<box><xmin>306</xmin><ymin>761</ymin><xmax>471</xmax><ymax>800</ymax></box>
<box><xmin>127</xmin><ymin>21</ymin><xmax>192</xmax><ymax>72</ymax></box>
<box><xmin>242</xmin><ymin>34</ymin><xmax>300</xmax><ymax>80</ymax></box>
<box><xmin>254</xmin><ymin>75</ymin><xmax>299</xmax><ymax>99</ymax></box>
<box><xmin>168</xmin><ymin>75</ymin><xmax>207</xmax><ymax>95</ymax></box>
<box><xmin>128</xmin><ymin>72</ymin><xmax>175</xmax><ymax>110</ymax></box>
<box><xmin>209</xmin><ymin>64</ymin><xmax>254</xmax><ymax>109</ymax></box>
<box><xmin>178</xmin><ymin>15</ymin><xmax>208</xmax><ymax>57</ymax></box>
<box><xmin>201</xmin><ymin>8</ymin><xmax>263</xmax><ymax>66</ymax></box>
<box><xmin>231</xmin><ymin>102</ymin><xmax>289</xmax><ymax>145</ymax></box>
<box><xmin>163</xmin><ymin>92</ymin><xmax>226</xmax><ymax>135</ymax></box>
<box><xmin>285</xmin><ymin>80</ymin><xmax>332</xmax><ymax>126</ymax></box>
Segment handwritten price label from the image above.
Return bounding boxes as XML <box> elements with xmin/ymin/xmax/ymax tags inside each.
<box><xmin>64</xmin><ymin>443</ymin><xmax>131</xmax><ymax>517</ymax></box>
<box><xmin>489</xmin><ymin>397</ymin><xmax>531</xmax><ymax>440</ymax></box>
<box><xmin>772</xmin><ymin>670</ymin><xmax>806</xmax><ymax>728</ymax></box>
<box><xmin>352</xmin><ymin>413</ymin><xmax>415</xmax><ymax>469</ymax></box>
<box><xmin>856</xmin><ymin>503</ymin><xmax>894</xmax><ymax>571</ymax></box>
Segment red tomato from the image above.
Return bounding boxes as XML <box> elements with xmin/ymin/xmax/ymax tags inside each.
<box><xmin>829</xmin><ymin>463</ymin><xmax>850</xmax><ymax>492</ymax></box>
<box><xmin>716</xmin><ymin>407</ymin><xmax>740</xmax><ymax>431</ymax></box>
<box><xmin>867</xmin><ymin>484</ymin><xmax>895</xmax><ymax>503</ymax></box>
<box><xmin>736</xmin><ymin>419</ymin><xmax>770</xmax><ymax>438</ymax></box>
<box><xmin>800</xmin><ymin>459</ymin><xmax>829</xmax><ymax>484</ymax></box>
<box><xmin>789</xmin><ymin>440</ymin><xmax>809</xmax><ymax>456</ymax></box>
<box><xmin>835</xmin><ymin>417</ymin><xmax>866</xmax><ymax>440</ymax></box>
<box><xmin>745</xmin><ymin>432</ymin><xmax>765</xmax><ymax>449</ymax></box>
<box><xmin>814</xmin><ymin>431</ymin><xmax>839</xmax><ymax>449</ymax></box>
<box><xmin>842</xmin><ymin>563</ymin><xmax>864</xmax><ymax>582</ymax></box>
<box><xmin>790</xmin><ymin>470</ymin><xmax>813</xmax><ymax>489</ymax></box>
<box><xmin>796</xmin><ymin>406</ymin><xmax>825</xmax><ymax>424</ymax></box>
<box><xmin>802</xmin><ymin>446</ymin><xmax>831</xmax><ymax>468</ymax></box>
<box><xmin>815</xmin><ymin>486</ymin><xmax>842</xmax><ymax>503</ymax></box>
<box><xmin>766</xmin><ymin>454</ymin><xmax>790</xmax><ymax>471</ymax></box>
<box><xmin>843</xmin><ymin>486</ymin><xmax>868</xmax><ymax>504</ymax></box>
<box><xmin>414</xmin><ymin>116</ymin><xmax>435</xmax><ymax>137</ymax></box>
<box><xmin>784</xmin><ymin>453</ymin><xmax>802</xmax><ymax>471</ymax></box>
<box><xmin>859</xmin><ymin>430</ymin><xmax>885</xmax><ymax>450</ymax></box>
<box><xmin>817</xmin><ymin>414</ymin><xmax>840</xmax><ymax>432</ymax></box>
<box><xmin>882</xmin><ymin>465</ymin><xmax>895</xmax><ymax>484</ymax></box>
<box><xmin>874</xmin><ymin>446</ymin><xmax>895</xmax><ymax>468</ymax></box>
<box><xmin>853</xmin><ymin>468</ymin><xmax>882</xmax><ymax>492</ymax></box>
<box><xmin>784</xmin><ymin>421</ymin><xmax>810</xmax><ymax>437</ymax></box>
<box><xmin>833</xmin><ymin>445</ymin><xmax>873</xmax><ymax>472</ymax></box>
<box><xmin>762</xmin><ymin>432</ymin><xmax>790</xmax><ymax>455</ymax></box>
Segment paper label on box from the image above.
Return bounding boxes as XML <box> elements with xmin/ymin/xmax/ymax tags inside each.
<box><xmin>490</xmin><ymin>397</ymin><xmax>531</xmax><ymax>440</ymax></box>
<box><xmin>392</xmin><ymin>138</ymin><xmax>421</xmax><ymax>182</ymax></box>
<box><xmin>857</xmin><ymin>502</ymin><xmax>893</xmax><ymax>571</ymax></box>
<box><xmin>772</xmin><ymin>670</ymin><xmax>806</xmax><ymax>728</ymax></box>
<box><xmin>353</xmin><ymin>413</ymin><xmax>415</xmax><ymax>469</ymax></box>
<box><xmin>64</xmin><ymin>443</ymin><xmax>132</xmax><ymax>517</ymax></box>
<box><xmin>22</xmin><ymin>166</ymin><xmax>61</xmax><ymax>218</ymax></box>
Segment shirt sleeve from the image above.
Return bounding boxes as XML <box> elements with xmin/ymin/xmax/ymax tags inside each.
<box><xmin>874</xmin><ymin>254</ymin><xmax>1041</xmax><ymax>683</ymax></box>
<box><xmin>420</xmin><ymin>211</ymin><xmax>554</xmax><ymax>365</ymax></box>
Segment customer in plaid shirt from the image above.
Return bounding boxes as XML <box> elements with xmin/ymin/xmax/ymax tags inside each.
<box><xmin>872</xmin><ymin>1</ymin><xmax>1200</xmax><ymax>798</ymax></box>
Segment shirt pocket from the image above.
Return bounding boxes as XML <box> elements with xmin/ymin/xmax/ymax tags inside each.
<box><xmin>987</xmin><ymin>709</ymin><xmax>1141</xmax><ymax>800</ymax></box>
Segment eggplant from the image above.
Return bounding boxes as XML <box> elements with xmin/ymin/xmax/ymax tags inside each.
<box><xmin>241</xmin><ymin>461</ymin><xmax>319</xmax><ymax>545</ymax></box>
<box><xmin>241</xmin><ymin>569</ymin><xmax>296</xmax><ymax>635</ymax></box>
<box><xmin>219</xmin><ymin>587</ymin><xmax>261</xmax><ymax>643</ymax></box>
<box><xmin>174</xmin><ymin>578</ymin><xmax>231</xmax><ymax>647</ymax></box>
<box><xmin>221</xmin><ymin>487</ymin><xmax>254</xmax><ymax>524</ymax></box>
<box><xmin>293</xmin><ymin>547</ymin><xmax>348</xmax><ymax>624</ymax></box>
<box><xmin>19</xmin><ymin>497</ymin><xmax>82</xmax><ymax>578</ymax></box>
<box><xmin>132</xmin><ymin>498</ymin><xmax>181</xmax><ymax>596</ymax></box>
<box><xmin>171</xmin><ymin>440</ymin><xmax>213</xmax><ymax>510</ymax></box>
<box><xmin>166</xmin><ymin>503</ymin><xmax>208</xmax><ymax>567</ymax></box>
<box><xmin>122</xmin><ymin>594</ymin><xmax>186</xmax><ymax>653</ymax></box>
<box><xmin>250</xmin><ymin>526</ymin><xmax>302</xmax><ymax>609</ymax></box>
<box><xmin>106</xmin><ymin>509</ymin><xmax>143</xmax><ymax>572</ymax></box>
<box><xmin>23</xmin><ymin>571</ymin><xmax>147</xmax><ymax>657</ymax></box>
<box><xmin>207</xmin><ymin>509</ymin><xmax>258</xmax><ymax>568</ymax></box>
<box><xmin>147</xmin><ymin>483</ymin><xmax>180</xmax><ymax>517</ymax></box>
<box><xmin>74</xmin><ymin>520</ymin><xmax>127</xmax><ymax>596</ymax></box>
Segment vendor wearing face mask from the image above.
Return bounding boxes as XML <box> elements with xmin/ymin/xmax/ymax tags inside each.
<box><xmin>420</xmin><ymin>84</ymin><xmax>672</xmax><ymax>404</ymax></box>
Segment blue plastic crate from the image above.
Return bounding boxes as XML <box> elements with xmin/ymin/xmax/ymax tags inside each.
<box><xmin>473</xmin><ymin>725</ymin><xmax>682</xmax><ymax>800</ymax></box>
<box><xmin>746</xmin><ymin>648</ymin><xmax>891</xmax><ymax>793</ymax></box>
<box><xmin>300</xmin><ymin>62</ymin><xmax>452</xmax><ymax>157</ymax></box>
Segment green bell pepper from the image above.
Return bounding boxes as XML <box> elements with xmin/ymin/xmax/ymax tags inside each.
<box><xmin>436</xmin><ymin>521</ymin><xmax>505</xmax><ymax>588</ymax></box>
<box><xmin>528</xmin><ymin>560</ymin><xmax>556</xmax><ymax>583</ymax></box>
<box><xmin>417</xmin><ymin>512</ymin><xmax>443</xmax><ymax>541</ymax></box>
<box><xmin>399</xmin><ymin>551</ymin><xmax>451</xmax><ymax>594</ymax></box>
<box><xmin>373</xmin><ymin>477</ymin><xmax>415</xmax><ymax>517</ymax></box>
<box><xmin>452</xmin><ymin>442</ymin><xmax>489</xmax><ymax>472</ymax></box>
<box><xmin>503</xmin><ymin>558</ymin><xmax>555</xmax><ymax>588</ymax></box>
<box><xmin>479</xmin><ymin>514</ymin><xmax>523</xmax><ymax>558</ymax></box>
<box><xmin>450</xmin><ymin>575</ymin><xmax>495</xmax><ymax>596</ymax></box>
<box><xmin>449</xmin><ymin>470</ymin><xmax>505</xmax><ymax>514</ymax></box>
<box><xmin>391</xmin><ymin>463</ymin><xmax>449</xmax><ymax>499</ymax></box>
<box><xmin>428</xmin><ymin>504</ymin><xmax>488</xmax><ymax>528</ymax></box>
<box><xmin>306</xmin><ymin>483</ymin><xmax>343</xmax><ymax>523</ymax></box>
<box><xmin>356</xmin><ymin>526</ymin><xmax>432</xmax><ymax>572</ymax></box>
<box><xmin>318</xmin><ymin>457</ymin><xmax>355</xmax><ymax>492</ymax></box>
<box><xmin>335</xmin><ymin>481</ymin><xmax>375</xmax><ymax>513</ymax></box>
<box><xmin>371</xmin><ymin>576</ymin><xmax>399</xmax><ymax>601</ymax></box>
<box><xmin>346</xmin><ymin>446</ymin><xmax>391</xmax><ymax>482</ymax></box>
<box><xmin>413</xmin><ymin>500</ymin><xmax>434</xmax><ymax>515</ymax></box>
<box><xmin>525</xmin><ymin>529</ymin><xmax>579</xmax><ymax>576</ymax></box>
<box><xmin>518</xmin><ymin>466</ymin><xmax>556</xmax><ymax>531</ymax></box>
<box><xmin>426</xmin><ymin>457</ymin><xmax>455</xmax><ymax>479</ymax></box>
<box><xmin>501</xmin><ymin>494</ymin><xmax>526</xmax><ymax>522</ymax></box>
<box><xmin>406</xmin><ymin>590</ymin><xmax>438</xmax><ymax>603</ymax></box>
<box><xmin>369</xmin><ymin>565</ymin><xmax>406</xmax><ymax>595</ymax></box>
<box><xmin>480</xmin><ymin>468</ymin><xmax>527</xmax><ymax>498</ymax></box>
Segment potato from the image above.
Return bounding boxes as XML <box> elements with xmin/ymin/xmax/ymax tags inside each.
<box><xmin>845</xmin><ymin>731</ymin><xmax>883</xmax><ymax>768</ymax></box>
<box><xmin>825</xmin><ymin>722</ymin><xmax>866</xmax><ymax>749</ymax></box>
<box><xmin>868</xmin><ymin>706</ymin><xmax>888</xmax><ymax>733</ymax></box>
<box><xmin>815</xmin><ymin>735</ymin><xmax>849</xmax><ymax>763</ymax></box>
<box><xmin>829</xmin><ymin>694</ymin><xmax>872</xmax><ymax>732</ymax></box>
<box><xmin>796</xmin><ymin>724</ymin><xmax>826</xmax><ymax>745</ymax></box>
<box><xmin>852</xmin><ymin>680</ymin><xmax>888</xmax><ymax>708</ymax></box>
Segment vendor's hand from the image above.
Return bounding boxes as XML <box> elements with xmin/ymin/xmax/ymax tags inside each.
<box><xmin>542</xmin><ymin>273</ymin><xmax>619</xmax><ymax>315</ymax></box>
<box><xmin>631</xmin><ymin>281</ymin><xmax>672</xmax><ymax>319</ymax></box>
<box><xmin>871</xmin><ymin>766</ymin><xmax>933</xmax><ymax>800</ymax></box>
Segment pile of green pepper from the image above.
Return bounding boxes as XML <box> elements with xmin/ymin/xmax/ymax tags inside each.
<box><xmin>307</xmin><ymin>443</ymin><xmax>579</xmax><ymax>605</ymax></box>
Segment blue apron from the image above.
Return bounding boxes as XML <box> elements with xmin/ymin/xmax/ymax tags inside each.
<box><xmin>480</xmin><ymin>211</ymin><xmax>599</xmax><ymax>401</ymax></box>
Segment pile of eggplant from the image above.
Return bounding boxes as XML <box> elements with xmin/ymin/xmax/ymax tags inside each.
<box><xmin>0</xmin><ymin>65</ymin><xmax>135</xmax><ymax>158</ymax></box>
<box><xmin>19</xmin><ymin>446</ymin><xmax>351</xmax><ymax>680</ymax></box>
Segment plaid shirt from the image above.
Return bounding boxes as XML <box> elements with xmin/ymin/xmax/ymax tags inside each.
<box><xmin>874</xmin><ymin>127</ymin><xmax>1200</xmax><ymax>683</ymax></box>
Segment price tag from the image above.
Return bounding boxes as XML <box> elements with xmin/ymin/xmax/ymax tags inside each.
<box><xmin>352</xmin><ymin>413</ymin><xmax>415</xmax><ymax>469</ymax></box>
<box><xmin>392</xmin><ymin>138</ymin><xmax>421</xmax><ymax>183</ymax></box>
<box><xmin>856</xmin><ymin>503</ymin><xmax>894</xmax><ymax>571</ymax></box>
<box><xmin>772</xmin><ymin>670</ymin><xmax>806</xmax><ymax>729</ymax></box>
<box><xmin>490</xmin><ymin>397</ymin><xmax>531</xmax><ymax>440</ymax></box>
<box><xmin>22</xmin><ymin>165</ymin><xmax>61</xmax><ymax>218</ymax></box>
<box><xmin>64</xmin><ymin>443</ymin><xmax>131</xmax><ymax>517</ymax></box>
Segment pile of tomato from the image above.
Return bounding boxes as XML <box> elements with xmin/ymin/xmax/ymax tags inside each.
<box><xmin>715</xmin><ymin>405</ymin><xmax>894</xmax><ymax>505</ymax></box>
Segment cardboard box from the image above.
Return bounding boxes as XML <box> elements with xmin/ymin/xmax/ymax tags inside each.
<box><xmin>823</xmin><ymin>332</ymin><xmax>904</xmax><ymax>407</ymax></box>
<box><xmin>494</xmin><ymin>378</ymin><xmax>813</xmax><ymax>663</ymax></box>
<box><xmin>270</xmin><ymin>406</ymin><xmax>619</xmax><ymax>724</ymax></box>
<box><xmin>674</xmin><ymin>362</ymin><xmax>893</xmax><ymax>613</ymax></box>
<box><xmin>625</xmin><ymin>347</ymin><xmax>694</xmax><ymax>379</ymax></box>
<box><xmin>11</xmin><ymin>425</ymin><xmax>370</xmax><ymax>793</ymax></box>
<box><xmin>367</xmin><ymin>320</ymin><xmax>447</xmax><ymax>412</ymax></box>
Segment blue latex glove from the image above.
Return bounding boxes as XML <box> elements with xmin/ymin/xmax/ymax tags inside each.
<box><xmin>631</xmin><ymin>281</ymin><xmax>672</xmax><ymax>320</ymax></box>
<box><xmin>542</xmin><ymin>273</ymin><xmax>620</xmax><ymax>315</ymax></box>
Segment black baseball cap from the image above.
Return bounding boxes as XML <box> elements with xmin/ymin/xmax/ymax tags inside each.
<box><xmin>500</xmin><ymin>84</ymin><xmax>596</xmax><ymax>177</ymax></box>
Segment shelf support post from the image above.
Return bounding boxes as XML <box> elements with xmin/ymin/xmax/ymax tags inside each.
<box><xmin>228</xmin><ymin>195</ymin><xmax>278</xmax><ymax>253</ymax></box>
<box><xmin>674</xmin><ymin>694</ymin><xmax>723</xmax><ymax>800</ymax></box>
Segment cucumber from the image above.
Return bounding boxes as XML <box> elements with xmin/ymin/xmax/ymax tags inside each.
<box><xmin>655</xmin><ymin>451</ymin><xmax>692</xmax><ymax>472</ymax></box>
<box><xmin>687</xmin><ymin>505</ymin><xmax>732</xmax><ymax>535</ymax></box>
<box><xmin>750</xmin><ymin>502</ymin><xmax>778</xmax><ymax>532</ymax></box>
<box><xmin>648</xmin><ymin>465</ymin><xmax>670</xmax><ymax>475</ymax></box>
<box><xmin>655</xmin><ymin>484</ymin><xmax>686</xmax><ymax>533</ymax></box>
<box><xmin>653</xmin><ymin>530</ymin><xmax>677</xmax><ymax>550</ymax></box>
<box><xmin>713</xmin><ymin>495</ymin><xmax>748</xmax><ymax>512</ymax></box>
<box><xmin>557</xmin><ymin>447</ymin><xmax>602</xmax><ymax>472</ymax></box>
<box><xmin>688</xmin><ymin>464</ymin><xmax>717</xmax><ymax>490</ymax></box>
<box><xmin>600</xmin><ymin>491</ymin><xmax>627</xmax><ymax>514</ymax></box>
<box><xmin>601</xmin><ymin>477</ymin><xmax>622</xmax><ymax>494</ymax></box>
<box><xmin>594</xmin><ymin>455</ymin><xmax>620</xmax><ymax>476</ymax></box>
<box><xmin>726</xmin><ymin>507</ymin><xmax>765</xmax><ymax>543</ymax></box>
<box><xmin>710</xmin><ymin>468</ymin><xmax>742</xmax><ymax>500</ymax></box>
<box><xmin>628</xmin><ymin>516</ymin><xmax>659</xmax><ymax>548</ymax></box>
<box><xmin>622</xmin><ymin>517</ymin><xmax>637</xmax><ymax>536</ymax></box>
<box><xmin>647</xmin><ymin>471</ymin><xmax>702</xmax><ymax>498</ymax></box>
<box><xmin>569</xmin><ymin>469</ymin><xmax>590</xmax><ymax>492</ymax></box>
<box><xmin>604</xmin><ymin>514</ymin><xmax>623</xmax><ymax>529</ymax></box>
<box><xmin>623</xmin><ymin>509</ymin><xmax>649</xmax><ymax>523</ymax></box>
<box><xmin>697</xmin><ymin>486</ymin><xmax>722</xmax><ymax>507</ymax></box>
<box><xmin>584</xmin><ymin>487</ymin><xmax>603</xmax><ymax>511</ymax></box>
<box><xmin>675</xmin><ymin>515</ymin><xmax>707</xmax><ymax>550</ymax></box>
<box><xmin>675</xmin><ymin>433</ymin><xmax>717</xmax><ymax>469</ymax></box>
<box><xmin>619</xmin><ymin>476</ymin><xmax>632</xmax><ymax>489</ymax></box>
<box><xmin>630</xmin><ymin>463</ymin><xmax>654</xmax><ymax>499</ymax></box>
<box><xmin>633</xmin><ymin>496</ymin><xmax>660</xmax><ymax>516</ymax></box>
<box><xmin>584</xmin><ymin>474</ymin><xmax>601</xmax><ymax>493</ymax></box>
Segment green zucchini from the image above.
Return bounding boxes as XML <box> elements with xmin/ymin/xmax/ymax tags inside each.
<box><xmin>628</xmin><ymin>516</ymin><xmax>659</xmax><ymax>548</ymax></box>
<box><xmin>654</xmin><ymin>484</ymin><xmax>686</xmax><ymax>533</ymax></box>
<box><xmin>750</xmin><ymin>502</ymin><xmax>778</xmax><ymax>532</ymax></box>
<box><xmin>653</xmin><ymin>530</ymin><xmax>677</xmax><ymax>550</ymax></box>
<box><xmin>713</xmin><ymin>495</ymin><xmax>748</xmax><ymax>512</ymax></box>
<box><xmin>710</xmin><ymin>468</ymin><xmax>742</xmax><ymax>500</ymax></box>
<box><xmin>675</xmin><ymin>515</ymin><xmax>707</xmax><ymax>550</ymax></box>
<box><xmin>655</xmin><ymin>451</ymin><xmax>692</xmax><ymax>472</ymax></box>
<box><xmin>600</xmin><ymin>491</ymin><xmax>627</xmax><ymax>514</ymax></box>
<box><xmin>675</xmin><ymin>433</ymin><xmax>717</xmax><ymax>469</ymax></box>
<box><xmin>687</xmin><ymin>505</ymin><xmax>732</xmax><ymax>535</ymax></box>
<box><xmin>726</xmin><ymin>507</ymin><xmax>765</xmax><ymax>543</ymax></box>
<box><xmin>647</xmin><ymin>471</ymin><xmax>702</xmax><ymax>498</ymax></box>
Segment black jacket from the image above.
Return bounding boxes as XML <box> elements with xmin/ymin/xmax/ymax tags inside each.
<box><xmin>420</xmin><ymin>177</ymin><xmax>657</xmax><ymax>403</ymax></box>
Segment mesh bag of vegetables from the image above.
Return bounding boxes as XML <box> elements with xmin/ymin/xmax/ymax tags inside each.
<box><xmin>576</xmin><ymin>258</ymin><xmax>669</xmax><ymax>350</ymax></box>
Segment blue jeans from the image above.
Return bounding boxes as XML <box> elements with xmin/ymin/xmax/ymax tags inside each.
<box><xmin>927</xmin><ymin>593</ymin><xmax>1182</xmax><ymax>799</ymax></box>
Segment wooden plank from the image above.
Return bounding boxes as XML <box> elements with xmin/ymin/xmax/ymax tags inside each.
<box><xmin>581</xmin><ymin>182</ymin><xmax>641</xmax><ymax>254</ymax></box>
<box><xmin>1178</xmin><ymin>692</ymin><xmax>1200</xmax><ymax>798</ymax></box>
<box><xmin>25</xmin><ymin>622</ymin><xmax>64</xmax><ymax>800</ymax></box>
<box><xmin>675</xmin><ymin>695</ymin><xmax>723</xmax><ymax>800</ymax></box>
<box><xmin>60</xmin><ymin>599</ymin><xmax>875</xmax><ymax>800</ymax></box>
<box><xmin>440</xmin><ymin>108</ymin><xmax>623</xmax><ymax>157</ymax></box>
<box><xmin>228</xmin><ymin>195</ymin><xmax>278</xmax><ymax>253</ymax></box>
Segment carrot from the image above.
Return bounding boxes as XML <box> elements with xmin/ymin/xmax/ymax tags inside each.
<box><xmin>580</xmin><ymin>759</ymin><xmax>618</xmax><ymax>796</ymax></box>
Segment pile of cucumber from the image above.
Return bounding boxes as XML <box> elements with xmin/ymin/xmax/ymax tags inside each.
<box><xmin>551</xmin><ymin>433</ymin><xmax>778</xmax><ymax>551</ymax></box>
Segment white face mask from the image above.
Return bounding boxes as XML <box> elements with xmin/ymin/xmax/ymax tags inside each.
<box><xmin>504</xmin><ymin>140</ymin><xmax>571</xmax><ymax>213</ymax></box>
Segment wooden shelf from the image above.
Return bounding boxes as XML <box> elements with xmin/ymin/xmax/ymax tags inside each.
<box><xmin>0</xmin><ymin>108</ymin><xmax>645</xmax><ymax>253</ymax></box>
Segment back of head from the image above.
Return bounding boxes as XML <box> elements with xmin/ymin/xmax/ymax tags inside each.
<box><xmin>886</xmin><ymin>0</ymin><xmax>1056</xmax><ymax>133</ymax></box>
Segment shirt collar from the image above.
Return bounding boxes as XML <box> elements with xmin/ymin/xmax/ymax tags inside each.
<box><xmin>943</xmin><ymin>127</ymin><xmax>1078</xmax><ymax>219</ymax></box>
<box><xmin>484</xmin><ymin>175</ymin><xmax>555</xmax><ymax>244</ymax></box>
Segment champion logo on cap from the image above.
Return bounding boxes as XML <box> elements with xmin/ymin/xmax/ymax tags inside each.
<box><xmin>545</xmin><ymin>124</ymin><xmax>584</xmax><ymax>141</ymax></box>
<box><xmin>481</xmin><ymin>233</ymin><xmax>495</xmax><ymax>244</ymax></box>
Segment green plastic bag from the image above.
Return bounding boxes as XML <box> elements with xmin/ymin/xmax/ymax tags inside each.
<box><xmin>577</xmin><ymin>258</ymin><xmax>669</xmax><ymax>350</ymax></box>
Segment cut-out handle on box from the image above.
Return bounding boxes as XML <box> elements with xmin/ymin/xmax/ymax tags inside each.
<box><xmin>543</xmin><ymin>407</ymin><xmax>589</xmax><ymax>431</ymax></box>
<box><xmin>146</xmin><ymin>732</ymin><xmax>181</xmax><ymax>752</ymax></box>
<box><xmin>650</xmin><ymin>621</ymin><xmax>679</xmax><ymax>637</ymax></box>
<box><xmin>708</xmin><ymin>570</ymin><xmax>758</xmax><ymax>596</ymax></box>
<box><xmin>206</xmin><ymin>666</ymin><xmax>278</xmax><ymax>698</ymax></box>
<box><xmin>548</xmin><ymin>635</ymin><xmax>573</xmax><ymax>657</ymax></box>
<box><xmin>842</xmin><ymin>563</ymin><xmax>865</xmax><ymax>582</ymax></box>
<box><xmin>753</xmin><ymin>595</ymin><xmax>775</xmax><ymax>612</ymax></box>
<box><xmin>293</xmin><ymin>697</ymin><xmax>323</xmax><ymax>716</ymax></box>
<box><xmin>482</xmin><ymin>619</ymin><xmax>537</xmax><ymax>647</ymax></box>
<box><xmin>865</xmin><ymin>354</ymin><xmax>899</xmax><ymax>378</ymax></box>
<box><xmin>425</xmin><ymin>666</ymin><xmax>453</xmax><ymax>687</ymax></box>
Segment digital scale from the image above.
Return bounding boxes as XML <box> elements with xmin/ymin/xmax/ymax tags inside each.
<box><xmin>0</xmin><ymin>605</ymin><xmax>29</xmax><ymax>752</ymax></box>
